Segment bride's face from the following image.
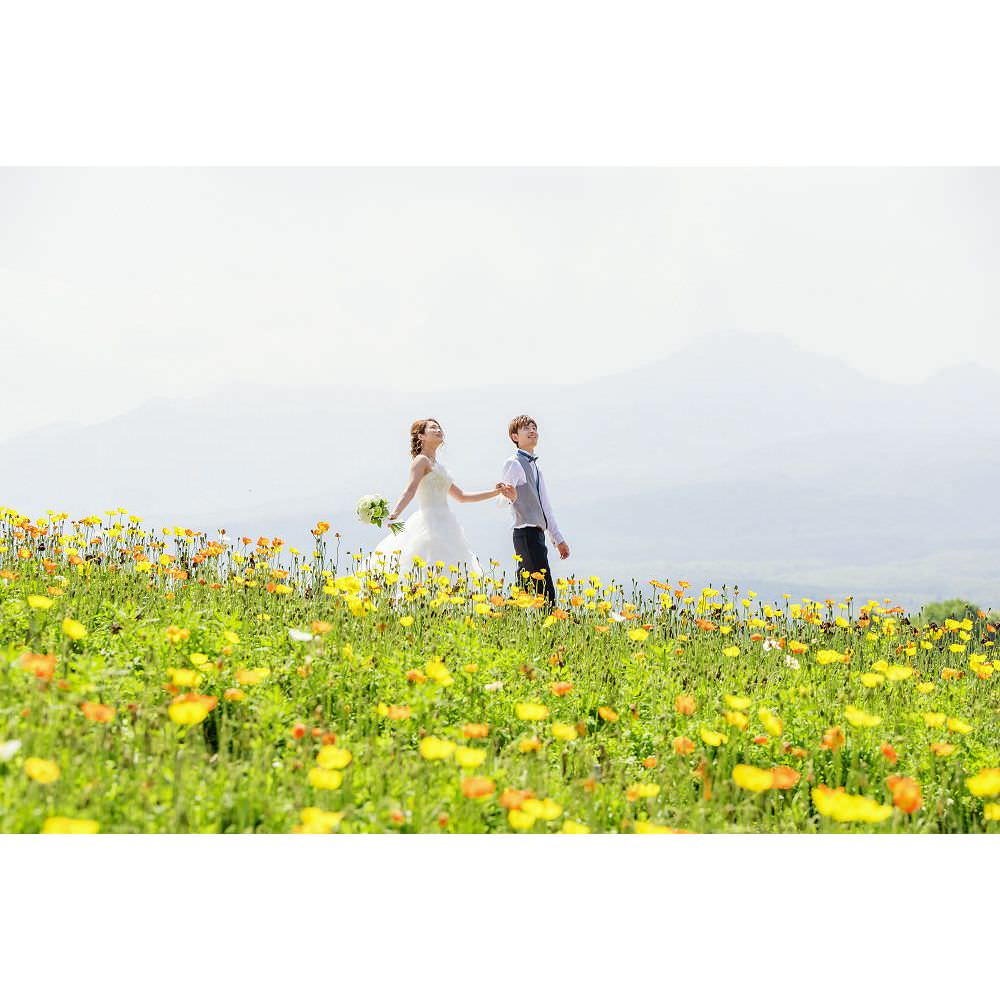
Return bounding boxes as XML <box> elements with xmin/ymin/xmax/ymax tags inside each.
<box><xmin>421</xmin><ymin>420</ymin><xmax>444</xmax><ymax>449</ymax></box>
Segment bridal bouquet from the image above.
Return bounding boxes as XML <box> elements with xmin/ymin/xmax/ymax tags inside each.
<box><xmin>356</xmin><ymin>494</ymin><xmax>405</xmax><ymax>534</ymax></box>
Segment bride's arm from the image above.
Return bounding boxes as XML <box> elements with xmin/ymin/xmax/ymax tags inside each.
<box><xmin>449</xmin><ymin>483</ymin><xmax>515</xmax><ymax>504</ymax></box>
<box><xmin>388</xmin><ymin>456</ymin><xmax>432</xmax><ymax>520</ymax></box>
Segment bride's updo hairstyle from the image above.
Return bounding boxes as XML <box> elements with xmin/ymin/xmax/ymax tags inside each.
<box><xmin>410</xmin><ymin>417</ymin><xmax>442</xmax><ymax>458</ymax></box>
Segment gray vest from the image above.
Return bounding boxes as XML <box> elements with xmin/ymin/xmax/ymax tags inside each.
<box><xmin>512</xmin><ymin>452</ymin><xmax>547</xmax><ymax>529</ymax></box>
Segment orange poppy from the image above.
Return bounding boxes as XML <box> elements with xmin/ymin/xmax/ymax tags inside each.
<box><xmin>550</xmin><ymin>681</ymin><xmax>574</xmax><ymax>696</ymax></box>
<box><xmin>769</xmin><ymin>766</ymin><xmax>800</xmax><ymax>790</ymax></box>
<box><xmin>880</xmin><ymin>742</ymin><xmax>898</xmax><ymax>765</ymax></box>
<box><xmin>821</xmin><ymin>726</ymin><xmax>845</xmax><ymax>751</ymax></box>
<box><xmin>673</xmin><ymin>736</ymin><xmax>695</xmax><ymax>755</ymax></box>
<box><xmin>675</xmin><ymin>694</ymin><xmax>696</xmax><ymax>715</ymax></box>
<box><xmin>461</xmin><ymin>776</ymin><xmax>496</xmax><ymax>799</ymax></box>
<box><xmin>886</xmin><ymin>775</ymin><xmax>922</xmax><ymax>814</ymax></box>
<box><xmin>80</xmin><ymin>702</ymin><xmax>115</xmax><ymax>724</ymax></box>
<box><xmin>499</xmin><ymin>788</ymin><xmax>534</xmax><ymax>810</ymax></box>
<box><xmin>462</xmin><ymin>722</ymin><xmax>489</xmax><ymax>739</ymax></box>
<box><xmin>20</xmin><ymin>652</ymin><xmax>56</xmax><ymax>681</ymax></box>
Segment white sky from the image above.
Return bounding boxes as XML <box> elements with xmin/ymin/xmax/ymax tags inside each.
<box><xmin>1</xmin><ymin>167</ymin><xmax>996</xmax><ymax>438</ymax></box>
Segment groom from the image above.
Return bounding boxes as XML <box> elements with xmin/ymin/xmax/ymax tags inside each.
<box><xmin>500</xmin><ymin>414</ymin><xmax>570</xmax><ymax>606</ymax></box>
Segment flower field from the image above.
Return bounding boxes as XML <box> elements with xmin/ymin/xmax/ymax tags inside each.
<box><xmin>1</xmin><ymin>507</ymin><xmax>998</xmax><ymax>834</ymax></box>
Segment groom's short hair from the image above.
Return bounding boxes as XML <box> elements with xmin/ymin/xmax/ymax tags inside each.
<box><xmin>508</xmin><ymin>414</ymin><xmax>537</xmax><ymax>443</ymax></box>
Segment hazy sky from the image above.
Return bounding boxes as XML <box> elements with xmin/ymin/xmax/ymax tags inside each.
<box><xmin>1</xmin><ymin>167</ymin><xmax>996</xmax><ymax>438</ymax></box>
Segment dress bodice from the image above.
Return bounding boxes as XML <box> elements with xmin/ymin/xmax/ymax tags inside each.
<box><xmin>416</xmin><ymin>462</ymin><xmax>453</xmax><ymax>510</ymax></box>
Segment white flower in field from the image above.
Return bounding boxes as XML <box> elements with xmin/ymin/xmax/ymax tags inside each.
<box><xmin>288</xmin><ymin>628</ymin><xmax>314</xmax><ymax>643</ymax></box>
<box><xmin>483</xmin><ymin>680</ymin><xmax>504</xmax><ymax>692</ymax></box>
<box><xmin>0</xmin><ymin>739</ymin><xmax>21</xmax><ymax>761</ymax></box>
<box><xmin>762</xmin><ymin>638</ymin><xmax>781</xmax><ymax>652</ymax></box>
<box><xmin>608</xmin><ymin>612</ymin><xmax>626</xmax><ymax>623</ymax></box>
<box><xmin>785</xmin><ymin>655</ymin><xmax>800</xmax><ymax>670</ymax></box>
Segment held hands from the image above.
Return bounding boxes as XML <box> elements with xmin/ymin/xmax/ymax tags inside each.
<box><xmin>496</xmin><ymin>482</ymin><xmax>517</xmax><ymax>501</ymax></box>
<box><xmin>556</xmin><ymin>541</ymin><xmax>570</xmax><ymax>560</ymax></box>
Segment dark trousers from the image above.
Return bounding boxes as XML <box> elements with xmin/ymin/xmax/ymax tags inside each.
<box><xmin>512</xmin><ymin>526</ymin><xmax>556</xmax><ymax>605</ymax></box>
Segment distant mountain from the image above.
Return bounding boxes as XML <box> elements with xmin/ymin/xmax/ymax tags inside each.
<box><xmin>3</xmin><ymin>331</ymin><xmax>999</xmax><ymax>609</ymax></box>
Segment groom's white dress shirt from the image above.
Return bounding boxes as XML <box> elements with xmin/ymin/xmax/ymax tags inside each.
<box><xmin>500</xmin><ymin>450</ymin><xmax>565</xmax><ymax>547</ymax></box>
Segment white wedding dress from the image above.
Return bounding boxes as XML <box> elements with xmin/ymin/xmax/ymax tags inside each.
<box><xmin>372</xmin><ymin>461</ymin><xmax>483</xmax><ymax>576</ymax></box>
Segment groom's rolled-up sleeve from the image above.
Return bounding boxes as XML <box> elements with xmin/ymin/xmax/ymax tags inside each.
<box><xmin>501</xmin><ymin>458</ymin><xmax>526</xmax><ymax>490</ymax></box>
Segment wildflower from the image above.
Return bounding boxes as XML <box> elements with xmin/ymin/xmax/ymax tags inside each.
<box><xmin>916</xmin><ymin>682</ymin><xmax>935</xmax><ymax>694</ymax></box>
<box><xmin>0</xmin><ymin>740</ymin><xmax>22</xmax><ymax>762</ymax></box>
<box><xmin>167</xmin><ymin>668</ymin><xmax>203</xmax><ymax>688</ymax></box>
<box><xmin>724</xmin><ymin>710</ymin><xmax>749</xmax><ymax>731</ymax></box>
<box><xmin>168</xmin><ymin>693</ymin><xmax>217</xmax><ymax>726</ymax></box>
<box><xmin>508</xmin><ymin>809</ymin><xmax>536</xmax><ymax>831</ymax></box>
<box><xmin>483</xmin><ymin>680</ymin><xmax>503</xmax><ymax>692</ymax></box>
<box><xmin>406</xmin><ymin>669</ymin><xmax>427</xmax><ymax>684</ymax></box>
<box><xmin>598</xmin><ymin>706</ymin><xmax>619</xmax><ymax>722</ymax></box>
<box><xmin>700</xmin><ymin>728</ymin><xmax>728</xmax><ymax>747</ymax></box>
<box><xmin>292</xmin><ymin>807</ymin><xmax>344</xmax><ymax>834</ymax></box>
<box><xmin>880</xmin><ymin>743</ymin><xmax>898</xmax><ymax>765</ymax></box>
<box><xmin>561</xmin><ymin>820</ymin><xmax>590</xmax><ymax>834</ymax></box>
<box><xmin>886</xmin><ymin>775</ymin><xmax>922</xmax><ymax>814</ymax></box>
<box><xmin>946</xmin><ymin>717</ymin><xmax>972</xmax><ymax>734</ymax></box>
<box><xmin>223</xmin><ymin>688</ymin><xmax>245</xmax><ymax>702</ymax></box>
<box><xmin>816</xmin><ymin>650</ymin><xmax>848</xmax><ymax>665</ymax></box>
<box><xmin>62</xmin><ymin>618</ymin><xmax>87</xmax><ymax>641</ymax></box>
<box><xmin>308</xmin><ymin>767</ymin><xmax>343</xmax><ymax>790</ymax></box>
<box><xmin>634</xmin><ymin>821</ymin><xmax>689</xmax><ymax>834</ymax></box>
<box><xmin>674</xmin><ymin>694</ymin><xmax>696</xmax><ymax>715</ymax></box>
<box><xmin>27</xmin><ymin>595</ymin><xmax>53</xmax><ymax>610</ymax></box>
<box><xmin>845</xmin><ymin>706</ymin><xmax>881</xmax><ymax>728</ymax></box>
<box><xmin>966</xmin><ymin>768</ymin><xmax>1000</xmax><ymax>797</ymax></box>
<box><xmin>455</xmin><ymin>747</ymin><xmax>487</xmax><ymax>769</ymax></box>
<box><xmin>551</xmin><ymin>722</ymin><xmax>578</xmax><ymax>742</ymax></box>
<box><xmin>811</xmin><ymin>785</ymin><xmax>892</xmax><ymax>823</ymax></box>
<box><xmin>519</xmin><ymin>737</ymin><xmax>542</xmax><ymax>753</ymax></box>
<box><xmin>626</xmin><ymin>782</ymin><xmax>660</xmax><ymax>802</ymax></box>
<box><xmin>821</xmin><ymin>726</ymin><xmax>845</xmax><ymax>751</ymax></box>
<box><xmin>316</xmin><ymin>746</ymin><xmax>352</xmax><ymax>769</ymax></box>
<box><xmin>929</xmin><ymin>742</ymin><xmax>956</xmax><ymax>757</ymax></box>
<box><xmin>387</xmin><ymin>705</ymin><xmax>412</xmax><ymax>721</ymax></box>
<box><xmin>80</xmin><ymin>702</ymin><xmax>115</xmax><ymax>724</ymax></box>
<box><xmin>642</xmin><ymin>756</ymin><xmax>658</xmax><ymax>769</ymax></box>
<box><xmin>516</xmin><ymin>702</ymin><xmax>549</xmax><ymax>721</ymax></box>
<box><xmin>769</xmin><ymin>765</ymin><xmax>800</xmax><ymax>790</ymax></box>
<box><xmin>550</xmin><ymin>681</ymin><xmax>573</xmax><ymax>696</ymax></box>
<box><xmin>732</xmin><ymin>764</ymin><xmax>774</xmax><ymax>792</ymax></box>
<box><xmin>24</xmin><ymin>757</ymin><xmax>60</xmax><ymax>784</ymax></box>
<box><xmin>758</xmin><ymin>709</ymin><xmax>783</xmax><ymax>738</ymax></box>
<box><xmin>235</xmin><ymin>668</ymin><xmax>270</xmax><ymax>686</ymax></box>
<box><xmin>983</xmin><ymin>804</ymin><xmax>1000</xmax><ymax>821</ymax></box>
<box><xmin>521</xmin><ymin>798</ymin><xmax>562</xmax><ymax>820</ymax></box>
<box><xmin>922</xmin><ymin>712</ymin><xmax>946</xmax><ymax>728</ymax></box>
<box><xmin>461</xmin><ymin>776</ymin><xmax>495</xmax><ymax>799</ymax></box>
<box><xmin>499</xmin><ymin>788</ymin><xmax>534</xmax><ymax>810</ymax></box>
<box><xmin>722</xmin><ymin>646</ymin><xmax>740</xmax><ymax>658</ymax></box>
<box><xmin>20</xmin><ymin>652</ymin><xmax>56</xmax><ymax>680</ymax></box>
<box><xmin>42</xmin><ymin>817</ymin><xmax>99</xmax><ymax>834</ymax></box>
<box><xmin>419</xmin><ymin>736</ymin><xmax>456</xmax><ymax>761</ymax></box>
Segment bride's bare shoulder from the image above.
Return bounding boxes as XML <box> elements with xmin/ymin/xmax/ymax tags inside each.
<box><xmin>411</xmin><ymin>454</ymin><xmax>433</xmax><ymax>474</ymax></box>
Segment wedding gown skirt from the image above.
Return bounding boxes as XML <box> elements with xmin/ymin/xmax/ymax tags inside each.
<box><xmin>372</xmin><ymin>462</ymin><xmax>483</xmax><ymax>576</ymax></box>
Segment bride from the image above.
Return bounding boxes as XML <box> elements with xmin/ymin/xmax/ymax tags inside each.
<box><xmin>373</xmin><ymin>417</ymin><xmax>515</xmax><ymax>576</ymax></box>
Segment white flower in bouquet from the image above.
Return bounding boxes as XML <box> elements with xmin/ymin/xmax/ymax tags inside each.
<box><xmin>355</xmin><ymin>494</ymin><xmax>405</xmax><ymax>535</ymax></box>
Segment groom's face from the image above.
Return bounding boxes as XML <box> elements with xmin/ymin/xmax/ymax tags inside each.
<box><xmin>512</xmin><ymin>422</ymin><xmax>539</xmax><ymax>450</ymax></box>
